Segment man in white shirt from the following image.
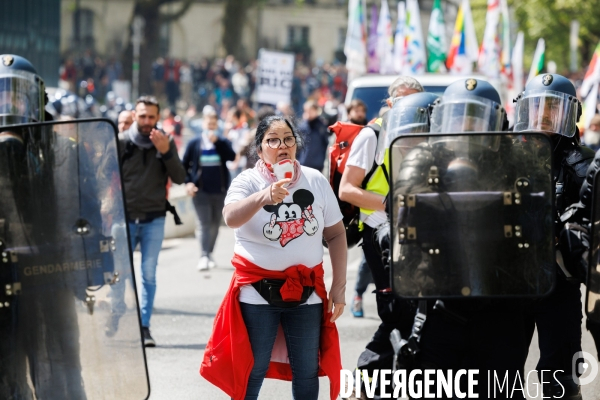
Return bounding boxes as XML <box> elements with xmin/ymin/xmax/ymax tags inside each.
<box><xmin>339</xmin><ymin>76</ymin><xmax>423</xmax><ymax>396</ymax></box>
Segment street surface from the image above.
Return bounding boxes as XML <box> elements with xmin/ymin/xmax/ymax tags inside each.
<box><xmin>135</xmin><ymin>224</ymin><xmax>600</xmax><ymax>399</ymax></box>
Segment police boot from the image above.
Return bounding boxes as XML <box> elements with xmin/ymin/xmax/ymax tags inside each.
<box><xmin>542</xmin><ymin>374</ymin><xmax>582</xmax><ymax>400</ymax></box>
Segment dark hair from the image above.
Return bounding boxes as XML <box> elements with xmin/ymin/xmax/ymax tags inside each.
<box><xmin>232</xmin><ymin>107</ymin><xmax>243</xmax><ymax>120</ymax></box>
<box><xmin>250</xmin><ymin>115</ymin><xmax>304</xmax><ymax>159</ymax></box>
<box><xmin>347</xmin><ymin>99</ymin><xmax>367</xmax><ymax>113</ymax></box>
<box><xmin>135</xmin><ymin>95</ymin><xmax>160</xmax><ymax>113</ymax></box>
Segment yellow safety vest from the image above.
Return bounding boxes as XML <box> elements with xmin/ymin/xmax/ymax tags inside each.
<box><xmin>359</xmin><ymin>118</ymin><xmax>389</xmax><ymax>221</ymax></box>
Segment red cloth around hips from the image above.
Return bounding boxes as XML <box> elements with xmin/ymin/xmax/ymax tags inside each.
<box><xmin>199</xmin><ymin>254</ymin><xmax>342</xmax><ymax>400</ymax></box>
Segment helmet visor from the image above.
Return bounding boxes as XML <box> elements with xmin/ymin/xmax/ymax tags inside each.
<box><xmin>430</xmin><ymin>94</ymin><xmax>505</xmax><ymax>134</ymax></box>
<box><xmin>0</xmin><ymin>69</ymin><xmax>44</xmax><ymax>124</ymax></box>
<box><xmin>513</xmin><ymin>90</ymin><xmax>579</xmax><ymax>137</ymax></box>
<box><xmin>376</xmin><ymin>103</ymin><xmax>429</xmax><ymax>165</ymax></box>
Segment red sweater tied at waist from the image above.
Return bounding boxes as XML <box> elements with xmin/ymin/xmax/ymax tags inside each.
<box><xmin>200</xmin><ymin>254</ymin><xmax>342</xmax><ymax>400</ymax></box>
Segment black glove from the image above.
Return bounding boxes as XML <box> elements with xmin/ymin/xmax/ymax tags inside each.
<box><xmin>374</xmin><ymin>221</ymin><xmax>391</xmax><ymax>266</ymax></box>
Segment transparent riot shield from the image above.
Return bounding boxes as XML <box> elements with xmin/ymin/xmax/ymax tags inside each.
<box><xmin>0</xmin><ymin>119</ymin><xmax>149</xmax><ymax>399</ymax></box>
<box><xmin>586</xmin><ymin>170</ymin><xmax>600</xmax><ymax>323</ymax></box>
<box><xmin>388</xmin><ymin>132</ymin><xmax>554</xmax><ymax>298</ymax></box>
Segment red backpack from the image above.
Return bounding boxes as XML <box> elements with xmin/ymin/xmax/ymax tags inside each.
<box><xmin>327</xmin><ymin>120</ymin><xmax>381</xmax><ymax>247</ymax></box>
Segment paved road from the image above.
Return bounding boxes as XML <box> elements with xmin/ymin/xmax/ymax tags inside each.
<box><xmin>136</xmin><ymin>226</ymin><xmax>600</xmax><ymax>399</ymax></box>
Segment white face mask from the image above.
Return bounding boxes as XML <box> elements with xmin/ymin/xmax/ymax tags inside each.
<box><xmin>271</xmin><ymin>159</ymin><xmax>294</xmax><ymax>186</ymax></box>
<box><xmin>584</xmin><ymin>129</ymin><xmax>600</xmax><ymax>146</ymax></box>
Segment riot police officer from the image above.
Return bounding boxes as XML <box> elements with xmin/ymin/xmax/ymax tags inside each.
<box><xmin>0</xmin><ymin>54</ymin><xmax>149</xmax><ymax>399</ymax></box>
<box><xmin>342</xmin><ymin>91</ymin><xmax>440</xmax><ymax>398</ymax></box>
<box><xmin>513</xmin><ymin>73</ymin><xmax>595</xmax><ymax>399</ymax></box>
<box><xmin>0</xmin><ymin>54</ymin><xmax>93</xmax><ymax>399</ymax></box>
<box><xmin>0</xmin><ymin>53</ymin><xmax>51</xmax><ymax>399</ymax></box>
<box><xmin>389</xmin><ymin>78</ymin><xmax>536</xmax><ymax>399</ymax></box>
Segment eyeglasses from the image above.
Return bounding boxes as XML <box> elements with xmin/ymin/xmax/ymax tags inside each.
<box><xmin>264</xmin><ymin>136</ymin><xmax>297</xmax><ymax>149</ymax></box>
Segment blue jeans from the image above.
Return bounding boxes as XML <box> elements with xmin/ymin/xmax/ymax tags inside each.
<box><xmin>128</xmin><ymin>217</ymin><xmax>165</xmax><ymax>328</ymax></box>
<box><xmin>239</xmin><ymin>302</ymin><xmax>322</xmax><ymax>400</ymax></box>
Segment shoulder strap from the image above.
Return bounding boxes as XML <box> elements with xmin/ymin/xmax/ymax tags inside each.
<box><xmin>166</xmin><ymin>200</ymin><xmax>183</xmax><ymax>225</ymax></box>
<box><xmin>120</xmin><ymin>135</ymin><xmax>136</xmax><ymax>164</ymax></box>
<box><xmin>360</xmin><ymin>121</ymin><xmax>384</xmax><ymax>188</ymax></box>
<box><xmin>367</xmin><ymin>121</ymin><xmax>381</xmax><ymax>134</ymax></box>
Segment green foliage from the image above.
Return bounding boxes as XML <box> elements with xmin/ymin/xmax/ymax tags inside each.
<box><xmin>451</xmin><ymin>0</ymin><xmax>600</xmax><ymax>73</ymax></box>
<box><xmin>470</xmin><ymin>0</ymin><xmax>488</xmax><ymax>43</ymax></box>
<box><xmin>512</xmin><ymin>0</ymin><xmax>600</xmax><ymax>73</ymax></box>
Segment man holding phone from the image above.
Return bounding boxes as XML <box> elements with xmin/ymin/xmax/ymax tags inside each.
<box><xmin>118</xmin><ymin>96</ymin><xmax>186</xmax><ymax>346</ymax></box>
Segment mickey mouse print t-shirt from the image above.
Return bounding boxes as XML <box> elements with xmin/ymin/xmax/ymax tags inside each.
<box><xmin>225</xmin><ymin>165</ymin><xmax>343</xmax><ymax>305</ymax></box>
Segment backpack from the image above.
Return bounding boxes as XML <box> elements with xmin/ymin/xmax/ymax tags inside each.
<box><xmin>327</xmin><ymin>120</ymin><xmax>382</xmax><ymax>247</ymax></box>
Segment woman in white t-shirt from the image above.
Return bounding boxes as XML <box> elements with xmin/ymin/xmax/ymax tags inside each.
<box><xmin>200</xmin><ymin>115</ymin><xmax>347</xmax><ymax>400</ymax></box>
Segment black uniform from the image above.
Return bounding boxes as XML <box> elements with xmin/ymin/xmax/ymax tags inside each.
<box><xmin>394</xmin><ymin>137</ymin><xmax>535</xmax><ymax>399</ymax></box>
<box><xmin>512</xmin><ymin>73</ymin><xmax>593</xmax><ymax>399</ymax></box>
<box><xmin>389</xmin><ymin>78</ymin><xmax>534</xmax><ymax>399</ymax></box>
<box><xmin>354</xmin><ymin>93</ymin><xmax>441</xmax><ymax>395</ymax></box>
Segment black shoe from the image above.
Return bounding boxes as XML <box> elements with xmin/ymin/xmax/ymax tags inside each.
<box><xmin>142</xmin><ymin>327</ymin><xmax>156</xmax><ymax>347</ymax></box>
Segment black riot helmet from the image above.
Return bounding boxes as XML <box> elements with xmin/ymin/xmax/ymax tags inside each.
<box><xmin>375</xmin><ymin>92</ymin><xmax>439</xmax><ymax>165</ymax></box>
<box><xmin>0</xmin><ymin>54</ymin><xmax>45</xmax><ymax>125</ymax></box>
<box><xmin>513</xmin><ymin>73</ymin><xmax>580</xmax><ymax>137</ymax></box>
<box><xmin>430</xmin><ymin>78</ymin><xmax>507</xmax><ymax>133</ymax></box>
<box><xmin>429</xmin><ymin>78</ymin><xmax>507</xmax><ymax>156</ymax></box>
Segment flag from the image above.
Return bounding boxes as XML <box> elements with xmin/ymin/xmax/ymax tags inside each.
<box><xmin>427</xmin><ymin>0</ymin><xmax>447</xmax><ymax>72</ymax></box>
<box><xmin>344</xmin><ymin>0</ymin><xmax>367</xmax><ymax>81</ymax></box>
<box><xmin>582</xmin><ymin>82</ymin><xmax>599</xmax><ymax>130</ymax></box>
<box><xmin>446</xmin><ymin>0</ymin><xmax>479</xmax><ymax>74</ymax></box>
<box><xmin>580</xmin><ymin>42</ymin><xmax>600</xmax><ymax>98</ymax></box>
<box><xmin>499</xmin><ymin>0</ymin><xmax>514</xmax><ymax>122</ymax></box>
<box><xmin>527</xmin><ymin>38</ymin><xmax>545</xmax><ymax>83</ymax></box>
<box><xmin>512</xmin><ymin>31</ymin><xmax>525</xmax><ymax>96</ymax></box>
<box><xmin>404</xmin><ymin>0</ymin><xmax>426</xmax><ymax>75</ymax></box>
<box><xmin>393</xmin><ymin>1</ymin><xmax>407</xmax><ymax>74</ymax></box>
<box><xmin>477</xmin><ymin>0</ymin><xmax>501</xmax><ymax>79</ymax></box>
<box><xmin>499</xmin><ymin>0</ymin><xmax>511</xmax><ymax>79</ymax></box>
<box><xmin>367</xmin><ymin>4</ymin><xmax>379</xmax><ymax>73</ymax></box>
<box><xmin>377</xmin><ymin>0</ymin><xmax>395</xmax><ymax>74</ymax></box>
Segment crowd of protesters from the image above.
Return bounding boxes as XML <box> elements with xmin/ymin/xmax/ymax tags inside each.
<box><xmin>59</xmin><ymin>49</ymin><xmax>124</xmax><ymax>101</ymax></box>
<box><xmin>57</xmin><ymin>51</ymin><xmax>349</xmax><ymax>121</ymax></box>
<box><xmin>149</xmin><ymin>54</ymin><xmax>348</xmax><ymax>115</ymax></box>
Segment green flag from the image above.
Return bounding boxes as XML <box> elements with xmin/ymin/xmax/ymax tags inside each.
<box><xmin>427</xmin><ymin>0</ymin><xmax>447</xmax><ymax>72</ymax></box>
<box><xmin>527</xmin><ymin>38</ymin><xmax>545</xmax><ymax>83</ymax></box>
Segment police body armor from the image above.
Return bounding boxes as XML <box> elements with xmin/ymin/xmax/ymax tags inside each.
<box><xmin>0</xmin><ymin>119</ymin><xmax>149</xmax><ymax>399</ymax></box>
<box><xmin>388</xmin><ymin>132</ymin><xmax>555</xmax><ymax>299</ymax></box>
<box><xmin>586</xmin><ymin>167</ymin><xmax>600</xmax><ymax>324</ymax></box>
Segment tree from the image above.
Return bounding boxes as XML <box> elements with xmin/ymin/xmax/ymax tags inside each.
<box><xmin>221</xmin><ymin>0</ymin><xmax>259</xmax><ymax>61</ymax></box>
<box><xmin>221</xmin><ymin>0</ymin><xmax>305</xmax><ymax>61</ymax></box>
<box><xmin>449</xmin><ymin>0</ymin><xmax>600</xmax><ymax>75</ymax></box>
<box><xmin>122</xmin><ymin>0</ymin><xmax>194</xmax><ymax>96</ymax></box>
<box><xmin>512</xmin><ymin>0</ymin><xmax>600</xmax><ymax>73</ymax></box>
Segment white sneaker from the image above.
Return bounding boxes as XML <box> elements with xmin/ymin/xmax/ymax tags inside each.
<box><xmin>207</xmin><ymin>255</ymin><xmax>216</xmax><ymax>269</ymax></box>
<box><xmin>197</xmin><ymin>256</ymin><xmax>210</xmax><ymax>271</ymax></box>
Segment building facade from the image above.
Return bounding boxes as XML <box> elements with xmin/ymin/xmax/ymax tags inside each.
<box><xmin>59</xmin><ymin>0</ymin><xmax>451</xmax><ymax>64</ymax></box>
<box><xmin>60</xmin><ymin>0</ymin><xmax>352</xmax><ymax>63</ymax></box>
<box><xmin>1</xmin><ymin>0</ymin><xmax>61</xmax><ymax>86</ymax></box>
